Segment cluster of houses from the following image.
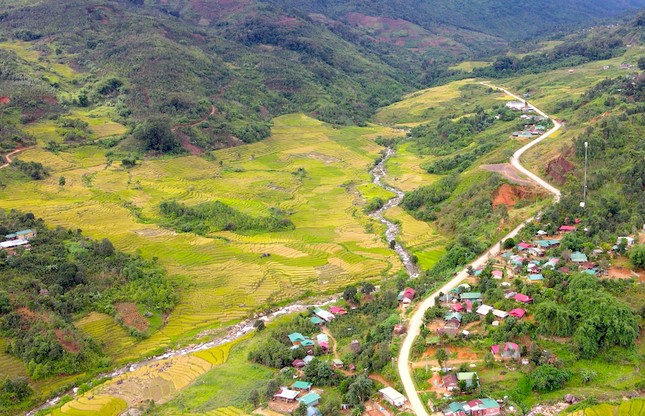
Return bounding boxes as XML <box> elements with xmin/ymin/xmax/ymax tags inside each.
<box><xmin>437</xmin><ymin>287</ymin><xmax>532</xmax><ymax>336</ymax></box>
<box><xmin>495</xmin><ymin>223</ymin><xmax>629</xmax><ymax>280</ymax></box>
<box><xmin>273</xmin><ymin>381</ymin><xmax>323</xmax><ymax>415</ymax></box>
<box><xmin>505</xmin><ymin>100</ymin><xmax>535</xmax><ymax>113</ymax></box>
<box><xmin>441</xmin><ymin>371</ymin><xmax>479</xmax><ymax>392</ymax></box>
<box><xmin>442</xmin><ymin>398</ymin><xmax>501</xmax><ymax>416</ymax></box>
<box><xmin>289</xmin><ymin>331</ymin><xmax>348</xmax><ymax>370</ymax></box>
<box><xmin>512</xmin><ymin>121</ymin><xmax>547</xmax><ymax>138</ymax></box>
<box><xmin>309</xmin><ymin>306</ymin><xmax>346</xmax><ymax>326</ymax></box>
<box><xmin>0</xmin><ymin>229</ymin><xmax>35</xmax><ymax>254</ymax></box>
<box><xmin>504</xmin><ymin>100</ymin><xmax>550</xmax><ymax>138</ymax></box>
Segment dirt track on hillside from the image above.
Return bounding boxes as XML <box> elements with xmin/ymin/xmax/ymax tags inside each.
<box><xmin>0</xmin><ymin>147</ymin><xmax>29</xmax><ymax>169</ymax></box>
<box><xmin>481</xmin><ymin>163</ymin><xmax>533</xmax><ymax>186</ymax></box>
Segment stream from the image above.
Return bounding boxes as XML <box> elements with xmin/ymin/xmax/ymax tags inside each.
<box><xmin>369</xmin><ymin>147</ymin><xmax>419</xmax><ymax>278</ymax></box>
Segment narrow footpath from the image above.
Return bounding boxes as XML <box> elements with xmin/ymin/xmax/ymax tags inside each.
<box><xmin>397</xmin><ymin>83</ymin><xmax>562</xmax><ymax>416</ymax></box>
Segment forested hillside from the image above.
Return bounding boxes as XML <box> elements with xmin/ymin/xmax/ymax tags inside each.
<box><xmin>265</xmin><ymin>0</ymin><xmax>645</xmax><ymax>42</ymax></box>
<box><xmin>1</xmin><ymin>0</ymin><xmax>641</xmax><ymax>152</ymax></box>
<box><xmin>0</xmin><ymin>211</ymin><xmax>177</xmax><ymax>410</ymax></box>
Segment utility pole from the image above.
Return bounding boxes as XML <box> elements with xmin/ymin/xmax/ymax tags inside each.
<box><xmin>581</xmin><ymin>141</ymin><xmax>589</xmax><ymax>208</ymax></box>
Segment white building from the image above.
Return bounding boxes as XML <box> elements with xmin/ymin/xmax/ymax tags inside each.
<box><xmin>379</xmin><ymin>387</ymin><xmax>406</xmax><ymax>407</ymax></box>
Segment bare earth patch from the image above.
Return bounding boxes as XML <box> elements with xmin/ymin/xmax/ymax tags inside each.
<box><xmin>116</xmin><ymin>302</ymin><xmax>149</xmax><ymax>332</ymax></box>
<box><xmin>481</xmin><ymin>163</ymin><xmax>532</xmax><ymax>186</ymax></box>
<box><xmin>607</xmin><ymin>266</ymin><xmax>642</xmax><ymax>282</ymax></box>
<box><xmin>492</xmin><ymin>183</ymin><xmax>544</xmax><ymax>208</ymax></box>
<box><xmin>54</xmin><ymin>329</ymin><xmax>81</xmax><ymax>353</ymax></box>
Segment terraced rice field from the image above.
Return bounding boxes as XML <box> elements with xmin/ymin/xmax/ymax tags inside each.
<box><xmin>0</xmin><ymin>338</ymin><xmax>27</xmax><ymax>378</ymax></box>
<box><xmin>1</xmin><ymin>113</ymin><xmax>407</xmax><ymax>357</ymax></box>
<box><xmin>94</xmin><ymin>355</ymin><xmax>213</xmax><ymax>407</ymax></box>
<box><xmin>382</xmin><ymin>142</ymin><xmax>441</xmax><ymax>192</ymax></box>
<box><xmin>75</xmin><ymin>313</ymin><xmax>137</xmax><ymax>361</ymax></box>
<box><xmin>383</xmin><ymin>206</ymin><xmax>446</xmax><ymax>269</ymax></box>
<box><xmin>51</xmin><ymin>395</ymin><xmax>127</xmax><ymax>416</ymax></box>
<box><xmin>46</xmin><ymin>343</ymin><xmax>234</xmax><ymax>415</ymax></box>
<box><xmin>568</xmin><ymin>399</ymin><xmax>645</xmax><ymax>416</ymax></box>
<box><xmin>159</xmin><ymin>406</ymin><xmax>250</xmax><ymax>416</ymax></box>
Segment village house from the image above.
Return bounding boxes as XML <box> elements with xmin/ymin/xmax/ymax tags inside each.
<box><xmin>513</xmin><ymin>293</ymin><xmax>533</xmax><ymax>304</ymax></box>
<box><xmin>4</xmin><ymin>229</ymin><xmax>37</xmax><ymax>240</ymax></box>
<box><xmin>491</xmin><ymin>309</ymin><xmax>508</xmax><ymax>319</ymax></box>
<box><xmin>517</xmin><ymin>242</ymin><xmax>533</xmax><ymax>251</ymax></box>
<box><xmin>331</xmin><ymin>359</ymin><xmax>344</xmax><ymax>369</ymax></box>
<box><xmin>476</xmin><ymin>304</ymin><xmax>493</xmax><ymax>317</ymax></box>
<box><xmin>460</xmin><ymin>292</ymin><xmax>482</xmax><ymax>302</ymax></box>
<box><xmin>457</xmin><ymin>372</ymin><xmax>478</xmax><ymax>388</ymax></box>
<box><xmin>443</xmin><ymin>399</ymin><xmax>501</xmax><ymax>416</ymax></box>
<box><xmin>617</xmin><ymin>236</ymin><xmax>635</xmax><ymax>246</ymax></box>
<box><xmin>316</xmin><ymin>333</ymin><xmax>329</xmax><ymax>351</ymax></box>
<box><xmin>398</xmin><ymin>287</ymin><xmax>416</xmax><ymax>304</ymax></box>
<box><xmin>329</xmin><ymin>306</ymin><xmax>347</xmax><ymax>315</ymax></box>
<box><xmin>445</xmin><ymin>312</ymin><xmax>463</xmax><ymax>322</ymax></box>
<box><xmin>298</xmin><ymin>392</ymin><xmax>321</xmax><ymax>407</ymax></box>
<box><xmin>292</xmin><ymin>381</ymin><xmax>313</xmax><ymax>391</ymax></box>
<box><xmin>451</xmin><ymin>303</ymin><xmax>465</xmax><ymax>312</ymax></box>
<box><xmin>570</xmin><ymin>252</ymin><xmax>588</xmax><ymax>263</ymax></box>
<box><xmin>378</xmin><ymin>387</ymin><xmax>406</xmax><ymax>407</ymax></box>
<box><xmin>491</xmin><ymin>342</ymin><xmax>520</xmax><ymax>360</ymax></box>
<box><xmin>528</xmin><ymin>247</ymin><xmax>544</xmax><ymax>257</ymax></box>
<box><xmin>534</xmin><ymin>239</ymin><xmax>560</xmax><ymax>249</ymax></box>
<box><xmin>542</xmin><ymin>258</ymin><xmax>560</xmax><ymax>269</ymax></box>
<box><xmin>443</xmin><ymin>373</ymin><xmax>459</xmax><ymax>391</ymax></box>
<box><xmin>559</xmin><ymin>225</ymin><xmax>576</xmax><ymax>233</ymax></box>
<box><xmin>288</xmin><ymin>332</ymin><xmax>307</xmax><ymax>346</ymax></box>
<box><xmin>313</xmin><ymin>308</ymin><xmax>335</xmax><ymax>322</ymax></box>
<box><xmin>274</xmin><ymin>388</ymin><xmax>299</xmax><ymax>402</ymax></box>
<box><xmin>528</xmin><ymin>273</ymin><xmax>544</xmax><ymax>281</ymax></box>
<box><xmin>310</xmin><ymin>316</ymin><xmax>324</xmax><ymax>326</ymax></box>
<box><xmin>0</xmin><ymin>239</ymin><xmax>30</xmax><ymax>253</ymax></box>
<box><xmin>508</xmin><ymin>308</ymin><xmax>527</xmax><ymax>319</ymax></box>
<box><xmin>438</xmin><ymin>318</ymin><xmax>461</xmax><ymax>336</ymax></box>
<box><xmin>491</xmin><ymin>270</ymin><xmax>503</xmax><ymax>280</ymax></box>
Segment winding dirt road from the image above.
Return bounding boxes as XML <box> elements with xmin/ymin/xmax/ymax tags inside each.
<box><xmin>0</xmin><ymin>147</ymin><xmax>29</xmax><ymax>170</ymax></box>
<box><xmin>397</xmin><ymin>83</ymin><xmax>561</xmax><ymax>416</ymax></box>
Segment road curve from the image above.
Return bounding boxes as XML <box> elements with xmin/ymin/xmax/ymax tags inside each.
<box><xmin>0</xmin><ymin>147</ymin><xmax>29</xmax><ymax>170</ymax></box>
<box><xmin>397</xmin><ymin>83</ymin><xmax>562</xmax><ymax>416</ymax></box>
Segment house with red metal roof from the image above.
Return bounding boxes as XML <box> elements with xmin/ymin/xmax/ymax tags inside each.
<box><xmin>513</xmin><ymin>293</ymin><xmax>533</xmax><ymax>304</ymax></box>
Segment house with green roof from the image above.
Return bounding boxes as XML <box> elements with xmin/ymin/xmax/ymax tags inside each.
<box><xmin>443</xmin><ymin>401</ymin><xmax>466</xmax><ymax>416</ymax></box>
<box><xmin>298</xmin><ymin>392</ymin><xmax>320</xmax><ymax>407</ymax></box>
<box><xmin>292</xmin><ymin>380</ymin><xmax>313</xmax><ymax>391</ymax></box>
<box><xmin>459</xmin><ymin>292</ymin><xmax>482</xmax><ymax>301</ymax></box>
<box><xmin>570</xmin><ymin>252</ymin><xmax>588</xmax><ymax>262</ymax></box>
<box><xmin>301</xmin><ymin>339</ymin><xmax>315</xmax><ymax>347</ymax></box>
<box><xmin>288</xmin><ymin>332</ymin><xmax>307</xmax><ymax>345</ymax></box>
<box><xmin>457</xmin><ymin>372</ymin><xmax>478</xmax><ymax>388</ymax></box>
<box><xmin>310</xmin><ymin>316</ymin><xmax>324</xmax><ymax>325</ymax></box>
